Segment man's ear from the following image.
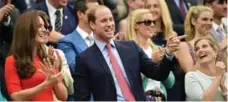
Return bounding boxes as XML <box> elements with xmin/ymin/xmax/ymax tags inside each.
<box><xmin>77</xmin><ymin>11</ymin><xmax>84</xmax><ymax>19</ymax></box>
<box><xmin>89</xmin><ymin>21</ymin><xmax>95</xmax><ymax>31</ymax></box>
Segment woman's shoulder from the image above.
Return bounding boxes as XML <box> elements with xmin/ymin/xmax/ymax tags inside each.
<box><xmin>185</xmin><ymin>71</ymin><xmax>199</xmax><ymax>78</ymax></box>
<box><xmin>5</xmin><ymin>55</ymin><xmax>17</xmax><ymax>70</ymax></box>
<box><xmin>5</xmin><ymin>55</ymin><xmax>15</xmax><ymax>63</ymax></box>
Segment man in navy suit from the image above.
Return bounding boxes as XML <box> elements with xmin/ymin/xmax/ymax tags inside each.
<box><xmin>74</xmin><ymin>5</ymin><xmax>185</xmax><ymax>101</ymax></box>
<box><xmin>165</xmin><ymin>0</ymin><xmax>197</xmax><ymax>36</ymax></box>
<box><xmin>33</xmin><ymin>0</ymin><xmax>77</xmax><ymax>44</ymax></box>
<box><xmin>57</xmin><ymin>0</ymin><xmax>99</xmax><ymax>100</ymax></box>
<box><xmin>204</xmin><ymin>0</ymin><xmax>227</xmax><ymax>43</ymax></box>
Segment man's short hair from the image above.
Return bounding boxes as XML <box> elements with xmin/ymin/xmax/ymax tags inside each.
<box><xmin>87</xmin><ymin>5</ymin><xmax>108</xmax><ymax>23</ymax></box>
<box><xmin>74</xmin><ymin>0</ymin><xmax>98</xmax><ymax>13</ymax></box>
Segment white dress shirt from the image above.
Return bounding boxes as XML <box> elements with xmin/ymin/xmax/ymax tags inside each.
<box><xmin>174</xmin><ymin>0</ymin><xmax>188</xmax><ymax>13</ymax></box>
<box><xmin>213</xmin><ymin>22</ymin><xmax>226</xmax><ymax>36</ymax></box>
<box><xmin>76</xmin><ymin>26</ymin><xmax>94</xmax><ymax>46</ymax></box>
<box><xmin>95</xmin><ymin>39</ymin><xmax>129</xmax><ymax>101</ymax></box>
<box><xmin>46</xmin><ymin>0</ymin><xmax>63</xmax><ymax>30</ymax></box>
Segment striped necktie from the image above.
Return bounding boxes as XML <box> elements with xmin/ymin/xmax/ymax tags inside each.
<box><xmin>55</xmin><ymin>10</ymin><xmax>62</xmax><ymax>32</ymax></box>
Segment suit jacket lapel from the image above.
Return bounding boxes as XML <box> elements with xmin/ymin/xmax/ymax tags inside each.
<box><xmin>73</xmin><ymin>30</ymin><xmax>88</xmax><ymax>52</ymax></box>
<box><xmin>114</xmin><ymin>41</ymin><xmax>134</xmax><ymax>89</ymax></box>
<box><xmin>169</xmin><ymin>0</ymin><xmax>185</xmax><ymax>22</ymax></box>
<box><xmin>184</xmin><ymin>0</ymin><xmax>192</xmax><ymax>10</ymax></box>
<box><xmin>223</xmin><ymin>24</ymin><xmax>228</xmax><ymax>34</ymax></box>
<box><xmin>210</xmin><ymin>28</ymin><xmax>219</xmax><ymax>42</ymax></box>
<box><xmin>92</xmin><ymin>44</ymin><xmax>115</xmax><ymax>88</ymax></box>
<box><xmin>42</xmin><ymin>2</ymin><xmax>51</xmax><ymax>24</ymax></box>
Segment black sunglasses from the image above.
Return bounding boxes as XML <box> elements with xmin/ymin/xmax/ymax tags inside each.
<box><xmin>136</xmin><ymin>20</ymin><xmax>155</xmax><ymax>26</ymax></box>
<box><xmin>45</xmin><ymin>25</ymin><xmax>52</xmax><ymax>31</ymax></box>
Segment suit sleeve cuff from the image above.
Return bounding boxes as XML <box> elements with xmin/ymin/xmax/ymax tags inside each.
<box><xmin>164</xmin><ymin>51</ymin><xmax>174</xmax><ymax>61</ymax></box>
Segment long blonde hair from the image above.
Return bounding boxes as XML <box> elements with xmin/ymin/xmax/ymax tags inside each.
<box><xmin>125</xmin><ymin>9</ymin><xmax>157</xmax><ymax>48</ymax></box>
<box><xmin>185</xmin><ymin>5</ymin><xmax>212</xmax><ymax>41</ymax></box>
<box><xmin>144</xmin><ymin>0</ymin><xmax>174</xmax><ymax>39</ymax></box>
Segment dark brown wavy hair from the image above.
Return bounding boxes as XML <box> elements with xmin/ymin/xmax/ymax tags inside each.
<box><xmin>9</xmin><ymin>10</ymin><xmax>49</xmax><ymax>79</ymax></box>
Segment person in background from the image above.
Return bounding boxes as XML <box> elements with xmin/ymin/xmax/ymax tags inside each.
<box><xmin>57</xmin><ymin>0</ymin><xmax>99</xmax><ymax>100</ymax></box>
<box><xmin>177</xmin><ymin>5</ymin><xmax>214</xmax><ymax>73</ymax></box>
<box><xmin>165</xmin><ymin>0</ymin><xmax>197</xmax><ymax>36</ymax></box>
<box><xmin>144</xmin><ymin>0</ymin><xmax>189</xmax><ymax>101</ymax></box>
<box><xmin>118</xmin><ymin>0</ymin><xmax>145</xmax><ymax>35</ymax></box>
<box><xmin>203</xmin><ymin>0</ymin><xmax>227</xmax><ymax>57</ymax></box>
<box><xmin>0</xmin><ymin>0</ymin><xmax>20</xmax><ymax>100</ymax></box>
<box><xmin>125</xmin><ymin>9</ymin><xmax>175</xmax><ymax>101</ymax></box>
<box><xmin>33</xmin><ymin>0</ymin><xmax>77</xmax><ymax>44</ymax></box>
<box><xmin>174</xmin><ymin>5</ymin><xmax>214</xmax><ymax>101</ymax></box>
<box><xmin>144</xmin><ymin>0</ymin><xmax>176</xmax><ymax>49</ymax></box>
<box><xmin>74</xmin><ymin>5</ymin><xmax>183</xmax><ymax>101</ymax></box>
<box><xmin>5</xmin><ymin>10</ymin><xmax>67</xmax><ymax>101</ymax></box>
<box><xmin>185</xmin><ymin>37</ymin><xmax>227</xmax><ymax>101</ymax></box>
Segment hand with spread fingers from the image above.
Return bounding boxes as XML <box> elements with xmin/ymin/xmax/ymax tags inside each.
<box><xmin>39</xmin><ymin>58</ymin><xmax>63</xmax><ymax>87</ymax></box>
<box><xmin>152</xmin><ymin>47</ymin><xmax>165</xmax><ymax>63</ymax></box>
<box><xmin>165</xmin><ymin>35</ymin><xmax>186</xmax><ymax>55</ymax></box>
<box><xmin>215</xmin><ymin>61</ymin><xmax>226</xmax><ymax>76</ymax></box>
<box><xmin>215</xmin><ymin>61</ymin><xmax>227</xmax><ymax>96</ymax></box>
<box><xmin>47</xmin><ymin>46</ymin><xmax>55</xmax><ymax>65</ymax></box>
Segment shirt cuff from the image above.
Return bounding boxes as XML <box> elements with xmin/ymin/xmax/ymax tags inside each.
<box><xmin>3</xmin><ymin>16</ymin><xmax>11</xmax><ymax>26</ymax></box>
<box><xmin>164</xmin><ymin>51</ymin><xmax>174</xmax><ymax>61</ymax></box>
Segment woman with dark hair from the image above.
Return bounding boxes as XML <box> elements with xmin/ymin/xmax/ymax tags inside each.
<box><xmin>4</xmin><ymin>10</ymin><xmax>67</xmax><ymax>101</ymax></box>
<box><xmin>185</xmin><ymin>37</ymin><xmax>227</xmax><ymax>101</ymax></box>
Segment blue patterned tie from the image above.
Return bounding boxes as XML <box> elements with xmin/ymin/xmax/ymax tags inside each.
<box><xmin>216</xmin><ymin>27</ymin><xmax>224</xmax><ymax>42</ymax></box>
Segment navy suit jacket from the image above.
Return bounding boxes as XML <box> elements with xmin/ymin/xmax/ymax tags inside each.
<box><xmin>165</xmin><ymin>0</ymin><xmax>197</xmax><ymax>36</ymax></box>
<box><xmin>74</xmin><ymin>40</ymin><xmax>175</xmax><ymax>101</ymax></box>
<box><xmin>57</xmin><ymin>29</ymin><xmax>88</xmax><ymax>73</ymax></box>
<box><xmin>34</xmin><ymin>2</ymin><xmax>77</xmax><ymax>35</ymax></box>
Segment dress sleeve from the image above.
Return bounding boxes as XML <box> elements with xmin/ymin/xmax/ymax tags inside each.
<box><xmin>185</xmin><ymin>72</ymin><xmax>204</xmax><ymax>101</ymax></box>
<box><xmin>4</xmin><ymin>56</ymin><xmax>22</xmax><ymax>94</ymax></box>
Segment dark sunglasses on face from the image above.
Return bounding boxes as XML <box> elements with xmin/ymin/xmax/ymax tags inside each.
<box><xmin>45</xmin><ymin>25</ymin><xmax>52</xmax><ymax>31</ymax></box>
<box><xmin>136</xmin><ymin>20</ymin><xmax>155</xmax><ymax>26</ymax></box>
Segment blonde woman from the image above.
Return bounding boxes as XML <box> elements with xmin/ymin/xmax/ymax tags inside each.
<box><xmin>144</xmin><ymin>0</ymin><xmax>176</xmax><ymax>46</ymax></box>
<box><xmin>177</xmin><ymin>5</ymin><xmax>214</xmax><ymax>73</ymax></box>
<box><xmin>144</xmin><ymin>0</ymin><xmax>185</xmax><ymax>101</ymax></box>
<box><xmin>125</xmin><ymin>9</ymin><xmax>175</xmax><ymax>101</ymax></box>
<box><xmin>185</xmin><ymin>37</ymin><xmax>227</xmax><ymax>101</ymax></box>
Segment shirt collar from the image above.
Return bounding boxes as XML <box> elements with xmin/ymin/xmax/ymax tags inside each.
<box><xmin>213</xmin><ymin>22</ymin><xmax>224</xmax><ymax>31</ymax></box>
<box><xmin>76</xmin><ymin>26</ymin><xmax>93</xmax><ymax>40</ymax></box>
<box><xmin>174</xmin><ymin>0</ymin><xmax>180</xmax><ymax>6</ymax></box>
<box><xmin>95</xmin><ymin>39</ymin><xmax>115</xmax><ymax>52</ymax></box>
<box><xmin>46</xmin><ymin>0</ymin><xmax>63</xmax><ymax>17</ymax></box>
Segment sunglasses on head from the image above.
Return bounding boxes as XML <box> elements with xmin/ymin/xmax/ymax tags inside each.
<box><xmin>136</xmin><ymin>20</ymin><xmax>155</xmax><ymax>26</ymax></box>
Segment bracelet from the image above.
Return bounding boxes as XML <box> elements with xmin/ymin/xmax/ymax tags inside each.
<box><xmin>222</xmin><ymin>91</ymin><xmax>227</xmax><ymax>96</ymax></box>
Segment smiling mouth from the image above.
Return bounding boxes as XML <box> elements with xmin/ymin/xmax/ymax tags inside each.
<box><xmin>105</xmin><ymin>28</ymin><xmax>114</xmax><ymax>33</ymax></box>
<box><xmin>39</xmin><ymin>34</ymin><xmax>48</xmax><ymax>38</ymax></box>
<box><xmin>199</xmin><ymin>53</ymin><xmax>207</xmax><ymax>59</ymax></box>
